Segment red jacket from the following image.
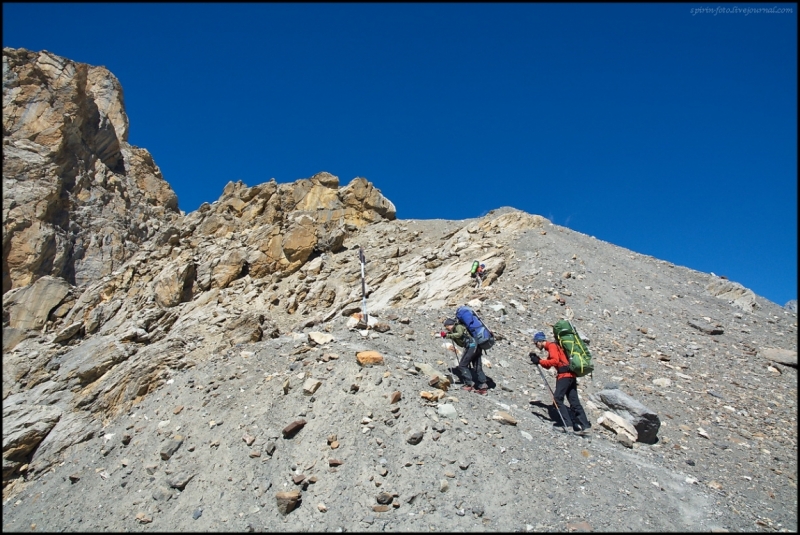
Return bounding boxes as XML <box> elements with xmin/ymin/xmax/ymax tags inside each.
<box><xmin>539</xmin><ymin>341</ymin><xmax>575</xmax><ymax>379</ymax></box>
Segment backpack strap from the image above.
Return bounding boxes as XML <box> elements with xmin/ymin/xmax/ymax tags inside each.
<box><xmin>554</xmin><ymin>341</ymin><xmax>570</xmax><ymax>374</ymax></box>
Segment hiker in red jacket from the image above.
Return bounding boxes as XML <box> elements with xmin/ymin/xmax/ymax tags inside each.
<box><xmin>530</xmin><ymin>331</ymin><xmax>591</xmax><ymax>434</ymax></box>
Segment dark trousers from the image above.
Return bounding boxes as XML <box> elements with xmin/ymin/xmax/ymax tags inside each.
<box><xmin>552</xmin><ymin>377</ymin><xmax>590</xmax><ymax>430</ymax></box>
<box><xmin>455</xmin><ymin>344</ymin><xmax>486</xmax><ymax>387</ymax></box>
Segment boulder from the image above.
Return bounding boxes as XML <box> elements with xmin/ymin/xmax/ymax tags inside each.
<box><xmin>226</xmin><ymin>312</ymin><xmax>265</xmax><ymax>346</ymax></box>
<box><xmin>51</xmin><ymin>322</ymin><xmax>83</xmax><ymax>343</ymax></box>
<box><xmin>597</xmin><ymin>411</ymin><xmax>638</xmax><ymax>442</ymax></box>
<box><xmin>437</xmin><ymin>404</ymin><xmax>458</xmax><ymax>419</ymax></box>
<box><xmin>28</xmin><ymin>411</ymin><xmax>101</xmax><ymax>474</ymax></box>
<box><xmin>356</xmin><ymin>351</ymin><xmax>384</xmax><ymax>366</ymax></box>
<box><xmin>4</xmin><ymin>276</ymin><xmax>71</xmax><ymax>330</ymax></box>
<box><xmin>308</xmin><ymin>332</ymin><xmax>334</xmax><ymax>346</ymax></box>
<box><xmin>212</xmin><ymin>248</ymin><xmax>246</xmax><ymax>289</ymax></box>
<box><xmin>492</xmin><ymin>411</ymin><xmax>517</xmax><ymax>425</ymax></box>
<box><xmin>52</xmin><ymin>336</ymin><xmax>134</xmax><ymax>386</ymax></box>
<box><xmin>153</xmin><ymin>259</ymin><xmax>196</xmax><ymax>307</ymax></box>
<box><xmin>758</xmin><ymin>348</ymin><xmax>797</xmax><ymax>368</ymax></box>
<box><xmin>592</xmin><ymin>389</ymin><xmax>661</xmax><ymax>444</ymax></box>
<box><xmin>276</xmin><ymin>490</ymin><xmax>301</xmax><ymax>515</ymax></box>
<box><xmin>2</xmin><ymin>403</ymin><xmax>63</xmax><ymax>460</ymax></box>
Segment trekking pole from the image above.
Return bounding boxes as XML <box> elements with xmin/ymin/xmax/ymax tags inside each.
<box><xmin>535</xmin><ymin>364</ymin><xmax>569</xmax><ymax>433</ymax></box>
<box><xmin>358</xmin><ymin>246</ymin><xmax>368</xmax><ymax>328</ymax></box>
<box><xmin>448</xmin><ymin>338</ymin><xmax>462</xmax><ymax>382</ymax></box>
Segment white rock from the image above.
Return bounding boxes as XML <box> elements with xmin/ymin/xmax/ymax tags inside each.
<box><xmin>308</xmin><ymin>332</ymin><xmax>334</xmax><ymax>346</ymax></box>
<box><xmin>437</xmin><ymin>404</ymin><xmax>458</xmax><ymax>419</ymax></box>
<box><xmin>489</xmin><ymin>303</ymin><xmax>507</xmax><ymax>315</ymax></box>
<box><xmin>652</xmin><ymin>378</ymin><xmax>672</xmax><ymax>388</ymax></box>
<box><xmin>597</xmin><ymin>411</ymin><xmax>637</xmax><ymax>441</ymax></box>
<box><xmin>302</xmin><ymin>379</ymin><xmax>322</xmax><ymax>395</ymax></box>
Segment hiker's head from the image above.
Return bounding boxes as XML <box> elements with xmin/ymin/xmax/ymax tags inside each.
<box><xmin>533</xmin><ymin>331</ymin><xmax>546</xmax><ymax>347</ymax></box>
<box><xmin>444</xmin><ymin>318</ymin><xmax>456</xmax><ymax>331</ymax></box>
<box><xmin>480</xmin><ymin>264</ymin><xmax>485</xmax><ymax>269</ymax></box>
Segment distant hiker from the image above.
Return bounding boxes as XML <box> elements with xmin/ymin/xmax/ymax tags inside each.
<box><xmin>530</xmin><ymin>331</ymin><xmax>591</xmax><ymax>434</ymax></box>
<box><xmin>470</xmin><ymin>261</ymin><xmax>487</xmax><ymax>288</ymax></box>
<box><xmin>441</xmin><ymin>318</ymin><xmax>489</xmax><ymax>395</ymax></box>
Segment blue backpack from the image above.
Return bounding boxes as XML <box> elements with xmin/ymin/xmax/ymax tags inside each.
<box><xmin>455</xmin><ymin>306</ymin><xmax>496</xmax><ymax>350</ymax></box>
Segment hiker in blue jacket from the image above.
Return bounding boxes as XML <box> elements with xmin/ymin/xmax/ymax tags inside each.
<box><xmin>441</xmin><ymin>318</ymin><xmax>489</xmax><ymax>395</ymax></box>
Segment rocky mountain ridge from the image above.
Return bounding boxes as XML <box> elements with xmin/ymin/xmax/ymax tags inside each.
<box><xmin>2</xmin><ymin>47</ymin><xmax>797</xmax><ymax>532</ymax></box>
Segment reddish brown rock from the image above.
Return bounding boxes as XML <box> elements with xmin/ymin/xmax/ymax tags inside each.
<box><xmin>282</xmin><ymin>420</ymin><xmax>307</xmax><ymax>439</ymax></box>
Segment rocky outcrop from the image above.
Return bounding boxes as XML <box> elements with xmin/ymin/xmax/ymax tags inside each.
<box><xmin>706</xmin><ymin>278</ymin><xmax>757</xmax><ymax>311</ymax></box>
<box><xmin>182</xmin><ymin>172</ymin><xmax>395</xmax><ymax>280</ymax></box>
<box><xmin>3</xmin><ymin>47</ymin><xmax>180</xmax><ymax>294</ymax></box>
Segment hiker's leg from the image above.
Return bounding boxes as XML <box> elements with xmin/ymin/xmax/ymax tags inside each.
<box><xmin>567</xmin><ymin>381</ymin><xmax>591</xmax><ymax>429</ymax></box>
<box><xmin>457</xmin><ymin>345</ymin><xmax>476</xmax><ymax>387</ymax></box>
<box><xmin>552</xmin><ymin>377</ymin><xmax>575</xmax><ymax>428</ymax></box>
<box><xmin>471</xmin><ymin>348</ymin><xmax>488</xmax><ymax>386</ymax></box>
<box><xmin>564</xmin><ymin>382</ymin><xmax>581</xmax><ymax>430</ymax></box>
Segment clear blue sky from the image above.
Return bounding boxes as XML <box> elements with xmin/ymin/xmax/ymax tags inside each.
<box><xmin>3</xmin><ymin>3</ymin><xmax>797</xmax><ymax>306</ymax></box>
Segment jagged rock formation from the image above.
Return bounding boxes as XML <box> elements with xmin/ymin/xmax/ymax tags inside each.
<box><xmin>3</xmin><ymin>47</ymin><xmax>180</xmax><ymax>293</ymax></box>
<box><xmin>2</xmin><ymin>48</ymin><xmax>797</xmax><ymax>533</ymax></box>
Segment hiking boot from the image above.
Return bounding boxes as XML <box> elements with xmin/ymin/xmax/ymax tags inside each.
<box><xmin>477</xmin><ymin>383</ymin><xmax>489</xmax><ymax>390</ymax></box>
<box><xmin>461</xmin><ymin>385</ymin><xmax>475</xmax><ymax>392</ymax></box>
<box><xmin>474</xmin><ymin>388</ymin><xmax>488</xmax><ymax>395</ymax></box>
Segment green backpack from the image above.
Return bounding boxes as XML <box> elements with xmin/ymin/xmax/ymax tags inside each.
<box><xmin>470</xmin><ymin>260</ymin><xmax>480</xmax><ymax>275</ymax></box>
<box><xmin>553</xmin><ymin>320</ymin><xmax>594</xmax><ymax>377</ymax></box>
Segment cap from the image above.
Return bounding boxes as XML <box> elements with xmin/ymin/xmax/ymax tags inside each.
<box><xmin>533</xmin><ymin>331</ymin><xmax>546</xmax><ymax>342</ymax></box>
<box><xmin>444</xmin><ymin>318</ymin><xmax>455</xmax><ymax>327</ymax></box>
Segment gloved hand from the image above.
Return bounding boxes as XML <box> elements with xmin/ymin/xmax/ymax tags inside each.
<box><xmin>529</xmin><ymin>352</ymin><xmax>540</xmax><ymax>365</ymax></box>
<box><xmin>440</xmin><ymin>331</ymin><xmax>447</xmax><ymax>338</ymax></box>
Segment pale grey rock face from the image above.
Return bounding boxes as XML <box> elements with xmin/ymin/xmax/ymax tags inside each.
<box><xmin>785</xmin><ymin>299</ymin><xmax>798</xmax><ymax>312</ymax></box>
<box><xmin>3</xmin><ymin>276</ymin><xmax>71</xmax><ymax>331</ymax></box>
